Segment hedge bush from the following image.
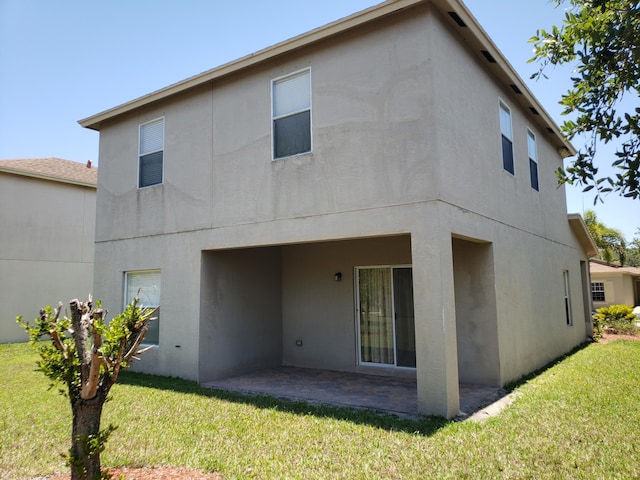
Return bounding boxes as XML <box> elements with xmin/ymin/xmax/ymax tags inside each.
<box><xmin>592</xmin><ymin>304</ymin><xmax>639</xmax><ymax>337</ymax></box>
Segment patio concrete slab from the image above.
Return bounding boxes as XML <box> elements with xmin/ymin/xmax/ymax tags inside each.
<box><xmin>202</xmin><ymin>366</ymin><xmax>506</xmax><ymax>419</ymax></box>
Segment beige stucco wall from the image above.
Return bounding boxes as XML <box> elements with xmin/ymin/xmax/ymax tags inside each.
<box><xmin>91</xmin><ymin>4</ymin><xmax>591</xmax><ymax>416</ymax></box>
<box><xmin>199</xmin><ymin>247</ymin><xmax>283</xmax><ymax>382</ymax></box>
<box><xmin>591</xmin><ymin>273</ymin><xmax>638</xmax><ymax>308</ymax></box>
<box><xmin>428</xmin><ymin>9</ymin><xmax>571</xmax><ymax>241</ymax></box>
<box><xmin>280</xmin><ymin>236</ymin><xmax>413</xmax><ymax>375</ymax></box>
<box><xmin>94</xmin><ymin>8</ymin><xmax>435</xmax><ymax>243</ymax></box>
<box><xmin>0</xmin><ymin>173</ymin><xmax>95</xmax><ymax>343</ymax></box>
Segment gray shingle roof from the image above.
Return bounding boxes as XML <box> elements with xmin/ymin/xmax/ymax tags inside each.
<box><xmin>0</xmin><ymin>158</ymin><xmax>97</xmax><ymax>187</ymax></box>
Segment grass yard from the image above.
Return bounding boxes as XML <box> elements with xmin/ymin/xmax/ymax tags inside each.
<box><xmin>1</xmin><ymin>340</ymin><xmax>639</xmax><ymax>479</ymax></box>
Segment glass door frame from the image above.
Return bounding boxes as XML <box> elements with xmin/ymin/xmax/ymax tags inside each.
<box><xmin>354</xmin><ymin>264</ymin><xmax>415</xmax><ymax>369</ymax></box>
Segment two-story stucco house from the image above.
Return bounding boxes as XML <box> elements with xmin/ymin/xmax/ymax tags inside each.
<box><xmin>80</xmin><ymin>0</ymin><xmax>597</xmax><ymax>417</ymax></box>
<box><xmin>0</xmin><ymin>158</ymin><xmax>97</xmax><ymax>343</ymax></box>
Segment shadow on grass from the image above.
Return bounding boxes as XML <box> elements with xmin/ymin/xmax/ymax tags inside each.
<box><xmin>117</xmin><ymin>370</ymin><xmax>449</xmax><ymax>436</ymax></box>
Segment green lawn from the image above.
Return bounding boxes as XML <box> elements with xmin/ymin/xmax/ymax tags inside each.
<box><xmin>1</xmin><ymin>340</ymin><xmax>639</xmax><ymax>479</ymax></box>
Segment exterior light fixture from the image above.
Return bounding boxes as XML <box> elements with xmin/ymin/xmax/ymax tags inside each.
<box><xmin>334</xmin><ymin>272</ymin><xmax>342</xmax><ymax>281</ymax></box>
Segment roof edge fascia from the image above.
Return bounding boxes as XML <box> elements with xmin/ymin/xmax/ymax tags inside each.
<box><xmin>434</xmin><ymin>0</ymin><xmax>575</xmax><ymax>156</ymax></box>
<box><xmin>0</xmin><ymin>166</ymin><xmax>97</xmax><ymax>189</ymax></box>
<box><xmin>78</xmin><ymin>0</ymin><xmax>423</xmax><ymax>131</ymax></box>
<box><xmin>568</xmin><ymin>213</ymin><xmax>598</xmax><ymax>257</ymax></box>
<box><xmin>78</xmin><ymin>0</ymin><xmax>576</xmax><ymax>157</ymax></box>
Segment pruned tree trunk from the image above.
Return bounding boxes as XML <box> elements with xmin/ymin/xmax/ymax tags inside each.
<box><xmin>18</xmin><ymin>294</ymin><xmax>156</xmax><ymax>480</ymax></box>
<box><xmin>70</xmin><ymin>395</ymin><xmax>105</xmax><ymax>480</ymax></box>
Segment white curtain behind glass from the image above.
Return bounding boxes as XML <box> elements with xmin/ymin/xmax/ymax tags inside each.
<box><xmin>359</xmin><ymin>268</ymin><xmax>394</xmax><ymax>364</ymax></box>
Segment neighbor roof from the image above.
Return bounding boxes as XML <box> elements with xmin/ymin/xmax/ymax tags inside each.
<box><xmin>590</xmin><ymin>260</ymin><xmax>640</xmax><ymax>277</ymax></box>
<box><xmin>78</xmin><ymin>0</ymin><xmax>575</xmax><ymax>157</ymax></box>
<box><xmin>0</xmin><ymin>158</ymin><xmax>98</xmax><ymax>188</ymax></box>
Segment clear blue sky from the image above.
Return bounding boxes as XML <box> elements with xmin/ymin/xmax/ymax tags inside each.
<box><xmin>1</xmin><ymin>0</ymin><xmax>638</xmax><ymax>240</ymax></box>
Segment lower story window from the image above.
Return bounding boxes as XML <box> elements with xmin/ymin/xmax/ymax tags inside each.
<box><xmin>591</xmin><ymin>282</ymin><xmax>605</xmax><ymax>302</ymax></box>
<box><xmin>125</xmin><ymin>270</ymin><xmax>161</xmax><ymax>344</ymax></box>
<box><xmin>563</xmin><ymin>270</ymin><xmax>573</xmax><ymax>326</ymax></box>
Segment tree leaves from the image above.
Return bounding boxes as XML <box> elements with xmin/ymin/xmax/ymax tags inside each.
<box><xmin>16</xmin><ymin>296</ymin><xmax>155</xmax><ymax>403</ymax></box>
<box><xmin>530</xmin><ymin>0</ymin><xmax>640</xmax><ymax>201</ymax></box>
<box><xmin>584</xmin><ymin>209</ymin><xmax>628</xmax><ymax>264</ymax></box>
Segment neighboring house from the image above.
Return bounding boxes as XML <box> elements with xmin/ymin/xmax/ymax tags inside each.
<box><xmin>0</xmin><ymin>158</ymin><xmax>97</xmax><ymax>343</ymax></box>
<box><xmin>79</xmin><ymin>0</ymin><xmax>597</xmax><ymax>418</ymax></box>
<box><xmin>590</xmin><ymin>259</ymin><xmax>640</xmax><ymax>309</ymax></box>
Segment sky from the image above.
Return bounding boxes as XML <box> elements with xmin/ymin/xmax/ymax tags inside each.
<box><xmin>1</xmin><ymin>0</ymin><xmax>638</xmax><ymax>241</ymax></box>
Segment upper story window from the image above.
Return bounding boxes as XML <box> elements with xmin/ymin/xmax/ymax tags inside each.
<box><xmin>272</xmin><ymin>69</ymin><xmax>311</xmax><ymax>160</ymax></box>
<box><xmin>139</xmin><ymin>118</ymin><xmax>164</xmax><ymax>188</ymax></box>
<box><xmin>527</xmin><ymin>129</ymin><xmax>539</xmax><ymax>191</ymax></box>
<box><xmin>499</xmin><ymin>101</ymin><xmax>514</xmax><ymax>175</ymax></box>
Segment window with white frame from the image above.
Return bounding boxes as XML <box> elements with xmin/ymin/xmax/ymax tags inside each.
<box><xmin>499</xmin><ymin>101</ymin><xmax>514</xmax><ymax>174</ymax></box>
<box><xmin>125</xmin><ymin>270</ymin><xmax>161</xmax><ymax>344</ymax></box>
<box><xmin>591</xmin><ymin>282</ymin><xmax>605</xmax><ymax>302</ymax></box>
<box><xmin>272</xmin><ymin>69</ymin><xmax>311</xmax><ymax>159</ymax></box>
<box><xmin>563</xmin><ymin>270</ymin><xmax>573</xmax><ymax>326</ymax></box>
<box><xmin>139</xmin><ymin>118</ymin><xmax>164</xmax><ymax>188</ymax></box>
<box><xmin>527</xmin><ymin>129</ymin><xmax>539</xmax><ymax>191</ymax></box>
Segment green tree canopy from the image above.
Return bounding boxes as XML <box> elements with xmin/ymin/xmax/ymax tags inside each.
<box><xmin>627</xmin><ymin>228</ymin><xmax>640</xmax><ymax>266</ymax></box>
<box><xmin>584</xmin><ymin>210</ymin><xmax>628</xmax><ymax>264</ymax></box>
<box><xmin>530</xmin><ymin>0</ymin><xmax>640</xmax><ymax>200</ymax></box>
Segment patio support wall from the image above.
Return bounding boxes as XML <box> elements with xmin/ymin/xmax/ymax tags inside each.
<box><xmin>412</xmin><ymin>227</ymin><xmax>460</xmax><ymax>418</ymax></box>
<box><xmin>199</xmin><ymin>247</ymin><xmax>283</xmax><ymax>382</ymax></box>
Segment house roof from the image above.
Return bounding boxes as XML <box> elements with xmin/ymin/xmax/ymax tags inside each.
<box><xmin>568</xmin><ymin>213</ymin><xmax>599</xmax><ymax>257</ymax></box>
<box><xmin>0</xmin><ymin>158</ymin><xmax>98</xmax><ymax>188</ymax></box>
<box><xmin>590</xmin><ymin>259</ymin><xmax>640</xmax><ymax>277</ymax></box>
<box><xmin>77</xmin><ymin>0</ymin><xmax>575</xmax><ymax>158</ymax></box>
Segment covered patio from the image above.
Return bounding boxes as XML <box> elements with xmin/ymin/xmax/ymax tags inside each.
<box><xmin>202</xmin><ymin>367</ymin><xmax>505</xmax><ymax>419</ymax></box>
<box><xmin>199</xmin><ymin>234</ymin><xmax>503</xmax><ymax>418</ymax></box>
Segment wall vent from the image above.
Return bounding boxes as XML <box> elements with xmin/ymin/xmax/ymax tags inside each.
<box><xmin>510</xmin><ymin>84</ymin><xmax>522</xmax><ymax>94</ymax></box>
<box><xmin>481</xmin><ymin>50</ymin><xmax>497</xmax><ymax>63</ymax></box>
<box><xmin>529</xmin><ymin>107</ymin><xmax>540</xmax><ymax>115</ymax></box>
<box><xmin>448</xmin><ymin>11</ymin><xmax>467</xmax><ymax>27</ymax></box>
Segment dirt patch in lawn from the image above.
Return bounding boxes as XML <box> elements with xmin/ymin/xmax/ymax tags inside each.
<box><xmin>596</xmin><ymin>332</ymin><xmax>640</xmax><ymax>344</ymax></box>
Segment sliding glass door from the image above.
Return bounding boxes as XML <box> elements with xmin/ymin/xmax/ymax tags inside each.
<box><xmin>357</xmin><ymin>266</ymin><xmax>416</xmax><ymax>368</ymax></box>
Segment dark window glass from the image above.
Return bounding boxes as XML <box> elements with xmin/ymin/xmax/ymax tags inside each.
<box><xmin>393</xmin><ymin>268</ymin><xmax>416</xmax><ymax>368</ymax></box>
<box><xmin>139</xmin><ymin>151</ymin><xmax>163</xmax><ymax>188</ymax></box>
<box><xmin>529</xmin><ymin>158</ymin><xmax>539</xmax><ymax>191</ymax></box>
<box><xmin>274</xmin><ymin>110</ymin><xmax>311</xmax><ymax>159</ymax></box>
<box><xmin>502</xmin><ymin>135</ymin><xmax>514</xmax><ymax>174</ymax></box>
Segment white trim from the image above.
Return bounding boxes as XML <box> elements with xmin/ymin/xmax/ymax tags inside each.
<box><xmin>591</xmin><ymin>281</ymin><xmax>606</xmax><ymax>303</ymax></box>
<box><xmin>271</xmin><ymin>67</ymin><xmax>312</xmax><ymax>161</ymax></box>
<box><xmin>138</xmin><ymin>117</ymin><xmax>165</xmax><ymax>189</ymax></box>
<box><xmin>354</xmin><ymin>264</ymin><xmax>415</xmax><ymax>369</ymax></box>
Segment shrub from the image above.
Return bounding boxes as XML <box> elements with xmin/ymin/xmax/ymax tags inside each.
<box><xmin>593</xmin><ymin>304</ymin><xmax>639</xmax><ymax>336</ymax></box>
